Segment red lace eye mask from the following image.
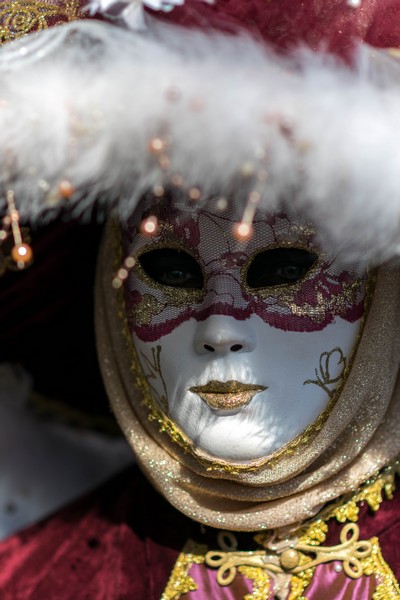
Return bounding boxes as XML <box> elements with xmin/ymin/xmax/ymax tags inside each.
<box><xmin>124</xmin><ymin>208</ymin><xmax>366</xmax><ymax>342</ymax></box>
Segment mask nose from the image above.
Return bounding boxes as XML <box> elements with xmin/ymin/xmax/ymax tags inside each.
<box><xmin>194</xmin><ymin>315</ymin><xmax>256</xmax><ymax>355</ymax></box>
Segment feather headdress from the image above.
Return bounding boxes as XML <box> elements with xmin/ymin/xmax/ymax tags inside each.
<box><xmin>1</xmin><ymin>4</ymin><xmax>400</xmax><ymax>262</ymax></box>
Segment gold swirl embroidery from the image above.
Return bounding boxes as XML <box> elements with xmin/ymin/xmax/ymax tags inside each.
<box><xmin>162</xmin><ymin>464</ymin><xmax>400</xmax><ymax>600</ymax></box>
<box><xmin>161</xmin><ymin>464</ymin><xmax>400</xmax><ymax>599</ymax></box>
<box><xmin>162</xmin><ymin>538</ymin><xmax>271</xmax><ymax>600</ymax></box>
<box><xmin>288</xmin><ymin>463</ymin><xmax>400</xmax><ymax>599</ymax></box>
<box><xmin>303</xmin><ymin>347</ymin><xmax>346</xmax><ymax>399</ymax></box>
<box><xmin>205</xmin><ymin>523</ymin><xmax>371</xmax><ymax>585</ymax></box>
<box><xmin>0</xmin><ymin>1</ymin><xmax>80</xmax><ymax>44</ymax></box>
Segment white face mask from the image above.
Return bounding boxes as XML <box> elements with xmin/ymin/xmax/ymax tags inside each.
<box><xmin>123</xmin><ymin>204</ymin><xmax>367</xmax><ymax>464</ymax></box>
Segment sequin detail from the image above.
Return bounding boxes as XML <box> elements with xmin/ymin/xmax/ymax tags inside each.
<box><xmin>0</xmin><ymin>1</ymin><xmax>80</xmax><ymax>44</ymax></box>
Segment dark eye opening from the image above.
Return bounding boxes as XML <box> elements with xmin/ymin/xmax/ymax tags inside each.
<box><xmin>246</xmin><ymin>248</ymin><xmax>318</xmax><ymax>288</ymax></box>
<box><xmin>139</xmin><ymin>248</ymin><xmax>204</xmax><ymax>289</ymax></box>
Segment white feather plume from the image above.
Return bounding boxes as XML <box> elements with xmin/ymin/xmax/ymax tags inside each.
<box><xmin>1</xmin><ymin>20</ymin><xmax>400</xmax><ymax>262</ymax></box>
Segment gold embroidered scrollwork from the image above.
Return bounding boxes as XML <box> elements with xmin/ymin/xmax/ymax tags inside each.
<box><xmin>164</xmin><ymin>464</ymin><xmax>400</xmax><ymax>599</ymax></box>
<box><xmin>205</xmin><ymin>523</ymin><xmax>372</xmax><ymax>587</ymax></box>
<box><xmin>0</xmin><ymin>1</ymin><xmax>80</xmax><ymax>44</ymax></box>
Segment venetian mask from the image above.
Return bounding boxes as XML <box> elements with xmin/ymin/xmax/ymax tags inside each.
<box><xmin>123</xmin><ymin>201</ymin><xmax>367</xmax><ymax>467</ymax></box>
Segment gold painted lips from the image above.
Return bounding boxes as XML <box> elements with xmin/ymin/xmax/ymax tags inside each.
<box><xmin>189</xmin><ymin>380</ymin><xmax>266</xmax><ymax>411</ymax></box>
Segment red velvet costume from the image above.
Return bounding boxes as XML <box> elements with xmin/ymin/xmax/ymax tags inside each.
<box><xmin>0</xmin><ymin>465</ymin><xmax>399</xmax><ymax>599</ymax></box>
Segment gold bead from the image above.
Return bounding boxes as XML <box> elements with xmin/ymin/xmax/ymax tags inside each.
<box><xmin>232</xmin><ymin>222</ymin><xmax>253</xmax><ymax>242</ymax></box>
<box><xmin>216</xmin><ymin>197</ymin><xmax>228</xmax><ymax>211</ymax></box>
<box><xmin>148</xmin><ymin>138</ymin><xmax>165</xmax><ymax>154</ymax></box>
<box><xmin>117</xmin><ymin>268</ymin><xmax>128</xmax><ymax>281</ymax></box>
<box><xmin>152</xmin><ymin>185</ymin><xmax>165</xmax><ymax>198</ymax></box>
<box><xmin>171</xmin><ymin>174</ymin><xmax>183</xmax><ymax>187</ymax></box>
<box><xmin>140</xmin><ymin>216</ymin><xmax>158</xmax><ymax>236</ymax></box>
<box><xmin>240</xmin><ymin>162</ymin><xmax>255</xmax><ymax>178</ymax></box>
<box><xmin>279</xmin><ymin>548</ymin><xmax>300</xmax><ymax>571</ymax></box>
<box><xmin>124</xmin><ymin>256</ymin><xmax>136</xmax><ymax>269</ymax></box>
<box><xmin>58</xmin><ymin>180</ymin><xmax>75</xmax><ymax>198</ymax></box>
<box><xmin>188</xmin><ymin>187</ymin><xmax>201</xmax><ymax>201</ymax></box>
<box><xmin>11</xmin><ymin>243</ymin><xmax>33</xmax><ymax>266</ymax></box>
<box><xmin>112</xmin><ymin>277</ymin><xmax>123</xmax><ymax>289</ymax></box>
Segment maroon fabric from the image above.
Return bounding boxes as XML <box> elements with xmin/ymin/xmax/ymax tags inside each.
<box><xmin>149</xmin><ymin>0</ymin><xmax>400</xmax><ymax>57</ymax></box>
<box><xmin>0</xmin><ymin>467</ymin><xmax>182</xmax><ymax>600</ymax></box>
<box><xmin>0</xmin><ymin>466</ymin><xmax>399</xmax><ymax>599</ymax></box>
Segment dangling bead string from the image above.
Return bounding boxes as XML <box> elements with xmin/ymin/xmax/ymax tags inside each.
<box><xmin>112</xmin><ymin>215</ymin><xmax>159</xmax><ymax>289</ymax></box>
<box><xmin>0</xmin><ymin>213</ymin><xmax>10</xmax><ymax>243</ymax></box>
<box><xmin>112</xmin><ymin>255</ymin><xmax>137</xmax><ymax>289</ymax></box>
<box><xmin>233</xmin><ymin>168</ymin><xmax>268</xmax><ymax>242</ymax></box>
<box><xmin>6</xmin><ymin>189</ymin><xmax>33</xmax><ymax>269</ymax></box>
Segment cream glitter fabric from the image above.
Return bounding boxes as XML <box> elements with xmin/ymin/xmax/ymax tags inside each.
<box><xmin>96</xmin><ymin>224</ymin><xmax>400</xmax><ymax>531</ymax></box>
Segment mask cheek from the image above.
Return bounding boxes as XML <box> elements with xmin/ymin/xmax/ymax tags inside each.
<box><xmin>132</xmin><ymin>321</ymin><xmax>194</xmax><ymax>415</ymax></box>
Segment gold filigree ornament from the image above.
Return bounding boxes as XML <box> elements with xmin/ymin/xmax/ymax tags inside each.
<box><xmin>163</xmin><ymin>463</ymin><xmax>400</xmax><ymax>599</ymax></box>
<box><xmin>205</xmin><ymin>523</ymin><xmax>371</xmax><ymax>584</ymax></box>
<box><xmin>303</xmin><ymin>347</ymin><xmax>347</xmax><ymax>399</ymax></box>
<box><xmin>0</xmin><ymin>1</ymin><xmax>80</xmax><ymax>44</ymax></box>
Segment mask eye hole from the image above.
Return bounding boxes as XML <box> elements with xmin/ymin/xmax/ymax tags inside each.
<box><xmin>246</xmin><ymin>248</ymin><xmax>318</xmax><ymax>288</ymax></box>
<box><xmin>139</xmin><ymin>248</ymin><xmax>204</xmax><ymax>289</ymax></box>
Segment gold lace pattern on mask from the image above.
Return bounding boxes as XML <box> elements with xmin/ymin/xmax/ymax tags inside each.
<box><xmin>127</xmin><ymin>234</ymin><xmax>205</xmax><ymax>328</ymax></box>
<box><xmin>162</xmin><ymin>462</ymin><xmax>400</xmax><ymax>599</ymax></box>
<box><xmin>0</xmin><ymin>1</ymin><xmax>80</xmax><ymax>44</ymax></box>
